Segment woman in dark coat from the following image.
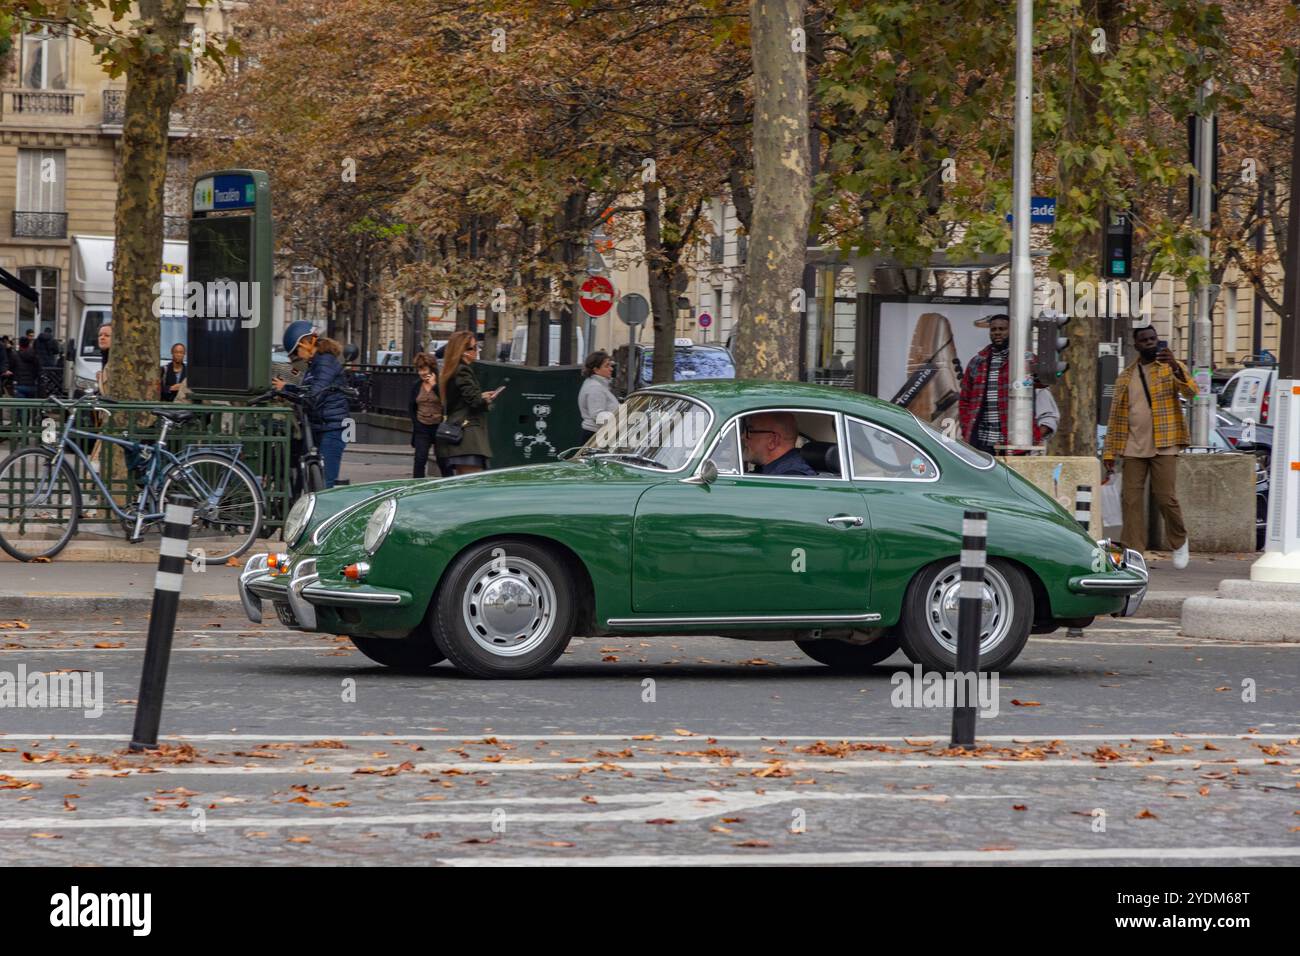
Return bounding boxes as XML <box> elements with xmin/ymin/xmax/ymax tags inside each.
<box><xmin>435</xmin><ymin>331</ymin><xmax>502</xmax><ymax>475</ymax></box>
<box><xmin>409</xmin><ymin>352</ymin><xmax>446</xmax><ymax>478</ymax></box>
<box><xmin>272</xmin><ymin>325</ymin><xmax>350</xmax><ymax>488</ymax></box>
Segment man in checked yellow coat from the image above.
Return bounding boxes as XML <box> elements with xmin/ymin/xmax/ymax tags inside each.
<box><xmin>1102</xmin><ymin>325</ymin><xmax>1199</xmax><ymax>569</ymax></box>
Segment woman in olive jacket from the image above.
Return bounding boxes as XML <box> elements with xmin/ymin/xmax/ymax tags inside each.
<box><xmin>435</xmin><ymin>331</ymin><xmax>503</xmax><ymax>474</ymax></box>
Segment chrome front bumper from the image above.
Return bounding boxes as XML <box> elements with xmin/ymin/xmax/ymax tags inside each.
<box><xmin>238</xmin><ymin>553</ymin><xmax>408</xmax><ymax>631</ymax></box>
<box><xmin>1069</xmin><ymin>547</ymin><xmax>1148</xmax><ymax>617</ymax></box>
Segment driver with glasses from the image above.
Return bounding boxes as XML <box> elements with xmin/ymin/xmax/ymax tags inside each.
<box><xmin>741</xmin><ymin>412</ymin><xmax>816</xmax><ymax>476</ymax></box>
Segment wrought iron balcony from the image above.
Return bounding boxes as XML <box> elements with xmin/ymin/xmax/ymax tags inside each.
<box><xmin>13</xmin><ymin>211</ymin><xmax>68</xmax><ymax>239</ymax></box>
<box><xmin>102</xmin><ymin>88</ymin><xmax>125</xmax><ymax>125</ymax></box>
<box><xmin>100</xmin><ymin>88</ymin><xmax>188</xmax><ymax>131</ymax></box>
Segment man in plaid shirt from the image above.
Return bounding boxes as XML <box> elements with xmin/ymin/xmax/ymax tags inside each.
<box><xmin>1102</xmin><ymin>325</ymin><xmax>1198</xmax><ymax>569</ymax></box>
<box><xmin>959</xmin><ymin>314</ymin><xmax>1042</xmax><ymax>454</ymax></box>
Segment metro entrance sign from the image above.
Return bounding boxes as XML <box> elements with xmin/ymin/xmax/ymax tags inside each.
<box><xmin>579</xmin><ymin>275</ymin><xmax>615</xmax><ymax>318</ymax></box>
<box><xmin>186</xmin><ymin>169</ymin><xmax>274</xmax><ymax>398</ymax></box>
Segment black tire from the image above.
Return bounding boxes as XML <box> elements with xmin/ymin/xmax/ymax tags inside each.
<box><xmin>431</xmin><ymin>538</ymin><xmax>575</xmax><ymax>679</ymax></box>
<box><xmin>159</xmin><ymin>454</ymin><xmax>264</xmax><ymax>564</ymax></box>
<box><xmin>350</xmin><ymin>634</ymin><xmax>445</xmax><ymax>670</ymax></box>
<box><xmin>797</xmin><ymin>630</ymin><xmax>901</xmax><ymax>671</ymax></box>
<box><xmin>0</xmin><ymin>447</ymin><xmax>81</xmax><ymax>561</ymax></box>
<box><xmin>897</xmin><ymin>558</ymin><xmax>1033</xmax><ymax>672</ymax></box>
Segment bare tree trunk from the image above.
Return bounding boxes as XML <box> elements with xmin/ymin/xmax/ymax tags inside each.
<box><xmin>1054</xmin><ymin>0</ymin><xmax>1121</xmax><ymax>456</ymax></box>
<box><xmin>107</xmin><ymin>0</ymin><xmax>187</xmax><ymax>402</ymax></box>
<box><xmin>733</xmin><ymin>0</ymin><xmax>812</xmax><ymax>381</ymax></box>
<box><xmin>643</xmin><ymin>183</ymin><xmax>676</xmax><ymax>384</ymax></box>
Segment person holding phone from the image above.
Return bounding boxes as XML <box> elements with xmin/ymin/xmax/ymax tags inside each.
<box><xmin>436</xmin><ymin>331</ymin><xmax>504</xmax><ymax>475</ymax></box>
<box><xmin>1101</xmin><ymin>325</ymin><xmax>1198</xmax><ymax>569</ymax></box>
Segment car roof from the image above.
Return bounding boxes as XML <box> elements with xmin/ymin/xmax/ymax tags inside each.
<box><xmin>642</xmin><ymin>379</ymin><xmax>923</xmax><ymax>429</ymax></box>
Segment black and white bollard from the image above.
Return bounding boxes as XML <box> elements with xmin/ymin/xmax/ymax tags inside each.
<box><xmin>951</xmin><ymin>510</ymin><xmax>987</xmax><ymax>749</ymax></box>
<box><xmin>1074</xmin><ymin>485</ymin><xmax>1092</xmax><ymax>532</ymax></box>
<box><xmin>129</xmin><ymin>496</ymin><xmax>195</xmax><ymax>752</ymax></box>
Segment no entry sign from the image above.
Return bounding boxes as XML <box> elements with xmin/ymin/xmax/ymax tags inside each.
<box><xmin>579</xmin><ymin>275</ymin><xmax>615</xmax><ymax>318</ymax></box>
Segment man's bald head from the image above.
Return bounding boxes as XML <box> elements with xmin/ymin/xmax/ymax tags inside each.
<box><xmin>742</xmin><ymin>411</ymin><xmax>799</xmax><ymax>466</ymax></box>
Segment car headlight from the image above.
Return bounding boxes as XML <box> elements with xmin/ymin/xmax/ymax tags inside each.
<box><xmin>284</xmin><ymin>493</ymin><xmax>316</xmax><ymax>547</ymax></box>
<box><xmin>363</xmin><ymin>498</ymin><xmax>397</xmax><ymax>555</ymax></box>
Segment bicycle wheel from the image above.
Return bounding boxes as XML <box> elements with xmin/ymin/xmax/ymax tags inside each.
<box><xmin>0</xmin><ymin>447</ymin><xmax>82</xmax><ymax>561</ymax></box>
<box><xmin>159</xmin><ymin>454</ymin><xmax>264</xmax><ymax>565</ymax></box>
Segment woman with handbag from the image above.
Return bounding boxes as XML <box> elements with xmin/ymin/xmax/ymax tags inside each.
<box><xmin>436</xmin><ymin>331</ymin><xmax>503</xmax><ymax>475</ymax></box>
<box><xmin>409</xmin><ymin>352</ymin><xmax>446</xmax><ymax>478</ymax></box>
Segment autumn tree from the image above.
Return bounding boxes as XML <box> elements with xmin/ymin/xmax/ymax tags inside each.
<box><xmin>13</xmin><ymin>1</ymin><xmax>236</xmax><ymax>401</ymax></box>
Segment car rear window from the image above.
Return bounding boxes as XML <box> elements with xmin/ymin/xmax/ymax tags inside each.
<box><xmin>642</xmin><ymin>348</ymin><xmax>736</xmax><ymax>383</ymax></box>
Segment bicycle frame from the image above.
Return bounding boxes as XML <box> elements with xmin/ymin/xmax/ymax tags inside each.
<box><xmin>42</xmin><ymin>407</ymin><xmax>242</xmax><ymax>531</ymax></box>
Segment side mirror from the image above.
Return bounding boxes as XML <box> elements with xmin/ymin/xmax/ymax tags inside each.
<box><xmin>682</xmin><ymin>459</ymin><xmax>718</xmax><ymax>486</ymax></box>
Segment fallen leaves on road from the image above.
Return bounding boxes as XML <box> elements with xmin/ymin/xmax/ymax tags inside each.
<box><xmin>673</xmin><ymin>729</ymin><xmax>695</xmax><ymax>737</ymax></box>
<box><xmin>1136</xmin><ymin>809</ymin><xmax>1159</xmax><ymax>819</ymax></box>
<box><xmin>92</xmin><ymin>641</ymin><xmax>125</xmax><ymax>649</ymax></box>
<box><xmin>645</xmin><ymin>818</ymin><xmax>676</xmax><ymax>825</ymax></box>
<box><xmin>0</xmin><ymin>620</ymin><xmax>29</xmax><ymax>629</ymax></box>
<box><xmin>286</xmin><ymin>836</ymin><xmax>312</xmax><ymax>844</ymax></box>
<box><xmin>0</xmin><ymin>775</ymin><xmax>40</xmax><ymax>790</ymax></box>
<box><xmin>1010</xmin><ymin>699</ymin><xmax>1042</xmax><ymax>707</ymax></box>
<box><xmin>734</xmin><ymin>840</ymin><xmax>770</xmax><ymax>848</ymax></box>
<box><xmin>352</xmin><ymin>761</ymin><xmax>416</xmax><ymax>777</ymax></box>
<box><xmin>1012</xmin><ymin>804</ymin><xmax>1028</xmax><ymax>811</ymax></box>
<box><xmin>29</xmin><ymin>832</ymin><xmax>62</xmax><ymax>839</ymax></box>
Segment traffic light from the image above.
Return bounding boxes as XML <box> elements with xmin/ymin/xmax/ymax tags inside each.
<box><xmin>1034</xmin><ymin>309</ymin><xmax>1070</xmax><ymax>382</ymax></box>
<box><xmin>1103</xmin><ymin>209</ymin><xmax>1133</xmax><ymax>280</ymax></box>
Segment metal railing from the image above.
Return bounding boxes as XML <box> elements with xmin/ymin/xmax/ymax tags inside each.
<box><xmin>0</xmin><ymin>399</ymin><xmax>295</xmax><ymax>531</ymax></box>
<box><xmin>353</xmin><ymin>365</ymin><xmax>416</xmax><ymax>417</ymax></box>
<box><xmin>102</xmin><ymin>88</ymin><xmax>125</xmax><ymax>124</ymax></box>
<box><xmin>13</xmin><ymin>211</ymin><xmax>67</xmax><ymax>239</ymax></box>
<box><xmin>101</xmin><ymin>88</ymin><xmax>187</xmax><ymax>130</ymax></box>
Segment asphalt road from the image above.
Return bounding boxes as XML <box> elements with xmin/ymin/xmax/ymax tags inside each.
<box><xmin>0</xmin><ymin>612</ymin><xmax>1296</xmax><ymax>866</ymax></box>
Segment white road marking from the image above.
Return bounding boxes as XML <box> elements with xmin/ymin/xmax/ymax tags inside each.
<box><xmin>1032</xmin><ymin>637</ymin><xmax>1300</xmax><ymax>647</ymax></box>
<box><xmin>0</xmin><ymin>789</ymin><xmax>1034</xmax><ymax>829</ymax></box>
<box><xmin>439</xmin><ymin>847</ymin><xmax>1300</xmax><ymax>867</ymax></box>
<box><xmin>5</xmin><ymin>732</ymin><xmax>1295</xmax><ymax>743</ymax></box>
<box><xmin>6</xmin><ymin>757</ymin><xmax>1295</xmax><ymax>778</ymax></box>
<box><xmin>0</xmin><ymin>646</ymin><xmax>344</xmax><ymax>653</ymax></box>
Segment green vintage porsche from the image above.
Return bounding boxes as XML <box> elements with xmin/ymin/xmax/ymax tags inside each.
<box><xmin>237</xmin><ymin>381</ymin><xmax>1147</xmax><ymax>678</ymax></box>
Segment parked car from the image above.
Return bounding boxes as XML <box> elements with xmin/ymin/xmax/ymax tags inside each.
<box><xmin>616</xmin><ymin>339</ymin><xmax>736</xmax><ymax>396</ymax></box>
<box><xmin>1220</xmin><ymin>365</ymin><xmax>1277</xmax><ymax>426</ymax></box>
<box><xmin>237</xmin><ymin>381</ymin><xmax>1147</xmax><ymax>679</ymax></box>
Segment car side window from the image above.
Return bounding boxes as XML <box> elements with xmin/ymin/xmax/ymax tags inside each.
<box><xmin>1219</xmin><ymin>376</ymin><xmax>1238</xmax><ymax>409</ymax></box>
<box><xmin>847</xmin><ymin>418</ymin><xmax>937</xmax><ymax>481</ymax></box>
<box><xmin>707</xmin><ymin>422</ymin><xmax>742</xmax><ymax>475</ymax></box>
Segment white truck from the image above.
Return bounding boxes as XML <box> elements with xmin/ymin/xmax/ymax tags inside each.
<box><xmin>68</xmin><ymin>235</ymin><xmax>189</xmax><ymax>391</ymax></box>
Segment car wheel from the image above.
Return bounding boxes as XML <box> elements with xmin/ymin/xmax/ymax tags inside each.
<box><xmin>898</xmin><ymin>558</ymin><xmax>1033</xmax><ymax>672</ymax></box>
<box><xmin>797</xmin><ymin>631</ymin><xmax>901</xmax><ymax>671</ymax></box>
<box><xmin>349</xmin><ymin>635</ymin><xmax>445</xmax><ymax>670</ymax></box>
<box><xmin>431</xmin><ymin>539</ymin><xmax>575</xmax><ymax>678</ymax></box>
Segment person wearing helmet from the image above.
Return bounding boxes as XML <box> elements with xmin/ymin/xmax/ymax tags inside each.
<box><xmin>272</xmin><ymin>322</ymin><xmax>350</xmax><ymax>488</ymax></box>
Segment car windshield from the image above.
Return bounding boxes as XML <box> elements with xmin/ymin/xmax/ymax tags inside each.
<box><xmin>642</xmin><ymin>348</ymin><xmax>736</xmax><ymax>383</ymax></box>
<box><xmin>914</xmin><ymin>415</ymin><xmax>995</xmax><ymax>469</ymax></box>
<box><xmin>581</xmin><ymin>392</ymin><xmax>711</xmax><ymax>470</ymax></box>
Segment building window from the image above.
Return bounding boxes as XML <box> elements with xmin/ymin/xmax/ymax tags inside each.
<box><xmin>15</xmin><ymin>149</ymin><xmax>67</xmax><ymax>238</ymax></box>
<box><xmin>17</xmin><ymin>267</ymin><xmax>60</xmax><ymax>339</ymax></box>
<box><xmin>20</xmin><ymin>22</ymin><xmax>68</xmax><ymax>90</ymax></box>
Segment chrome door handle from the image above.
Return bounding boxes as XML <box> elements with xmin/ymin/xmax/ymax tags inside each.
<box><xmin>826</xmin><ymin>515</ymin><xmax>864</xmax><ymax>527</ymax></box>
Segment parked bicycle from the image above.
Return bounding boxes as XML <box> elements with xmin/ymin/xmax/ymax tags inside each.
<box><xmin>0</xmin><ymin>395</ymin><xmax>264</xmax><ymax>564</ymax></box>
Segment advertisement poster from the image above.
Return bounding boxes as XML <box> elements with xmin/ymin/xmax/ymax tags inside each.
<box><xmin>874</xmin><ymin>297</ymin><xmax>1008</xmax><ymax>432</ymax></box>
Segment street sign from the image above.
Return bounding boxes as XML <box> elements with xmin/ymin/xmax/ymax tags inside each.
<box><xmin>698</xmin><ymin>312</ymin><xmax>713</xmax><ymax>329</ymax></box>
<box><xmin>1005</xmin><ymin>197</ymin><xmax>1056</xmax><ymax>225</ymax></box>
<box><xmin>579</xmin><ymin>275</ymin><xmax>615</xmax><ymax>318</ymax></box>
<box><xmin>617</xmin><ymin>292</ymin><xmax>649</xmax><ymax>327</ymax></box>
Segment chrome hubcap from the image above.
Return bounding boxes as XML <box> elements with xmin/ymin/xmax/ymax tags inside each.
<box><xmin>924</xmin><ymin>562</ymin><xmax>1013</xmax><ymax>656</ymax></box>
<box><xmin>462</xmin><ymin>556</ymin><xmax>556</xmax><ymax>657</ymax></box>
